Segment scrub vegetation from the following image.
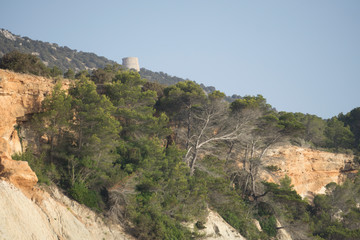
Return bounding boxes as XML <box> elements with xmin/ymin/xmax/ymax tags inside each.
<box><xmin>2</xmin><ymin>52</ymin><xmax>360</xmax><ymax>240</ymax></box>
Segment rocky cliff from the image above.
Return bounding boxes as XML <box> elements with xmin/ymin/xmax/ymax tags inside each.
<box><xmin>0</xmin><ymin>69</ymin><xmax>67</xmax><ymax>155</ymax></box>
<box><xmin>0</xmin><ymin>69</ymin><xmax>356</xmax><ymax>240</ymax></box>
<box><xmin>261</xmin><ymin>145</ymin><xmax>355</xmax><ymax>199</ymax></box>
<box><xmin>0</xmin><ymin>69</ymin><xmax>59</xmax><ymax>195</ymax></box>
<box><xmin>0</xmin><ymin>69</ymin><xmax>134</xmax><ymax>239</ymax></box>
<box><xmin>0</xmin><ymin>69</ymin><xmax>247</xmax><ymax>240</ymax></box>
<box><xmin>0</xmin><ymin>180</ymin><xmax>134</xmax><ymax>240</ymax></box>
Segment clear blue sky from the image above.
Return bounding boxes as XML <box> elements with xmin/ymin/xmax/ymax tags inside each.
<box><xmin>1</xmin><ymin>0</ymin><xmax>359</xmax><ymax>119</ymax></box>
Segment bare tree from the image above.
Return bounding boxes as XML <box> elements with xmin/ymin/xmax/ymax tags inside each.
<box><xmin>227</xmin><ymin>111</ymin><xmax>302</xmax><ymax>200</ymax></box>
<box><xmin>183</xmin><ymin>97</ymin><xmax>256</xmax><ymax>175</ymax></box>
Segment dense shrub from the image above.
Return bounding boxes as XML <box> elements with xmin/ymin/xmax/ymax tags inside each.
<box><xmin>0</xmin><ymin>51</ymin><xmax>50</xmax><ymax>76</ymax></box>
<box><xmin>69</xmin><ymin>182</ymin><xmax>100</xmax><ymax>210</ymax></box>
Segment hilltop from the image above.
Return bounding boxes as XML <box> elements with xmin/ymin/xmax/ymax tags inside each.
<box><xmin>0</xmin><ymin>28</ymin><xmax>224</xmax><ymax>96</ymax></box>
<box><xmin>0</xmin><ymin>29</ymin><xmax>186</xmax><ymax>83</ymax></box>
<box><xmin>0</xmin><ymin>29</ymin><xmax>116</xmax><ymax>71</ymax></box>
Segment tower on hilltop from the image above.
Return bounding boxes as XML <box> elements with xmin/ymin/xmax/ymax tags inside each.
<box><xmin>122</xmin><ymin>57</ymin><xmax>140</xmax><ymax>72</ymax></box>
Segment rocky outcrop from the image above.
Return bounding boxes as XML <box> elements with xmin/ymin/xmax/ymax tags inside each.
<box><xmin>0</xmin><ymin>70</ymin><xmax>134</xmax><ymax>240</ymax></box>
<box><xmin>2</xmin><ymin>69</ymin><xmax>356</xmax><ymax>239</ymax></box>
<box><xmin>200</xmin><ymin>210</ymin><xmax>246</xmax><ymax>239</ymax></box>
<box><xmin>0</xmin><ymin>180</ymin><xmax>134</xmax><ymax>240</ymax></box>
<box><xmin>186</xmin><ymin>210</ymin><xmax>246</xmax><ymax>240</ymax></box>
<box><xmin>0</xmin><ymin>70</ymin><xmax>248</xmax><ymax>240</ymax></box>
<box><xmin>0</xmin><ymin>152</ymin><xmax>38</xmax><ymax>196</ymax></box>
<box><xmin>0</xmin><ymin>69</ymin><xmax>67</xmax><ymax>195</ymax></box>
<box><xmin>0</xmin><ymin>69</ymin><xmax>54</xmax><ymax>155</ymax></box>
<box><xmin>0</xmin><ymin>69</ymin><xmax>69</xmax><ymax>155</ymax></box>
<box><xmin>261</xmin><ymin>146</ymin><xmax>355</xmax><ymax>199</ymax></box>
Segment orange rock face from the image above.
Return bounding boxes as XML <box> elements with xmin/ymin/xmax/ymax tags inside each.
<box><xmin>0</xmin><ymin>69</ymin><xmax>56</xmax><ymax>154</ymax></box>
<box><xmin>0</xmin><ymin>153</ymin><xmax>38</xmax><ymax>195</ymax></box>
<box><xmin>0</xmin><ymin>69</ymin><xmax>69</xmax><ymax>195</ymax></box>
<box><xmin>261</xmin><ymin>146</ymin><xmax>354</xmax><ymax>199</ymax></box>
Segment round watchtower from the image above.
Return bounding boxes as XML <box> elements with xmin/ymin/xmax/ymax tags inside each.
<box><xmin>122</xmin><ymin>57</ymin><xmax>140</xmax><ymax>72</ymax></box>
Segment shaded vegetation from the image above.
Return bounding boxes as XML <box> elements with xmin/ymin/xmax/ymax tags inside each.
<box><xmin>6</xmin><ymin>56</ymin><xmax>360</xmax><ymax>239</ymax></box>
<box><xmin>0</xmin><ymin>50</ymin><xmax>50</xmax><ymax>76</ymax></box>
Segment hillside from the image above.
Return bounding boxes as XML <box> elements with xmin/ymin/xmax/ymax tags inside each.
<box><xmin>1</xmin><ymin>69</ymin><xmax>360</xmax><ymax>239</ymax></box>
<box><xmin>0</xmin><ymin>29</ymin><xmax>116</xmax><ymax>71</ymax></box>
<box><xmin>1</xmin><ymin>28</ymin><xmax>360</xmax><ymax>239</ymax></box>
<box><xmin>0</xmin><ymin>29</ymin><xmax>189</xmax><ymax>83</ymax></box>
<box><xmin>0</xmin><ymin>69</ymin><xmax>249</xmax><ymax>240</ymax></box>
<box><xmin>0</xmin><ymin>28</ymin><xmax>224</xmax><ymax>97</ymax></box>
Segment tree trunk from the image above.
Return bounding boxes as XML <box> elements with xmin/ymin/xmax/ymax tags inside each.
<box><xmin>189</xmin><ymin>149</ymin><xmax>198</xmax><ymax>176</ymax></box>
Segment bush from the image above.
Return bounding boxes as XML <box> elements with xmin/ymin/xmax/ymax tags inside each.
<box><xmin>265</xmin><ymin>165</ymin><xmax>281</xmax><ymax>172</ymax></box>
<box><xmin>195</xmin><ymin>221</ymin><xmax>206</xmax><ymax>230</ymax></box>
<box><xmin>259</xmin><ymin>215</ymin><xmax>277</xmax><ymax>237</ymax></box>
<box><xmin>0</xmin><ymin>50</ymin><xmax>50</xmax><ymax>76</ymax></box>
<box><xmin>69</xmin><ymin>182</ymin><xmax>100</xmax><ymax>210</ymax></box>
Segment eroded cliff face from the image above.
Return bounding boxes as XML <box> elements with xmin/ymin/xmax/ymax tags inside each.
<box><xmin>261</xmin><ymin>146</ymin><xmax>355</xmax><ymax>199</ymax></box>
<box><xmin>0</xmin><ymin>70</ymin><xmax>247</xmax><ymax>240</ymax></box>
<box><xmin>0</xmin><ymin>69</ymin><xmax>59</xmax><ymax>195</ymax></box>
<box><xmin>0</xmin><ymin>69</ymin><xmax>58</xmax><ymax>154</ymax></box>
<box><xmin>0</xmin><ymin>70</ymin><xmax>355</xmax><ymax>240</ymax></box>
<box><xmin>0</xmin><ymin>180</ymin><xmax>134</xmax><ymax>240</ymax></box>
<box><xmin>0</xmin><ymin>70</ymin><xmax>134</xmax><ymax>240</ymax></box>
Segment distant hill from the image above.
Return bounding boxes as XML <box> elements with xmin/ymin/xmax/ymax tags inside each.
<box><xmin>0</xmin><ymin>28</ymin><xmax>238</xmax><ymax>100</ymax></box>
<box><xmin>139</xmin><ymin>68</ymin><xmax>189</xmax><ymax>86</ymax></box>
<box><xmin>0</xmin><ymin>29</ymin><xmax>116</xmax><ymax>71</ymax></box>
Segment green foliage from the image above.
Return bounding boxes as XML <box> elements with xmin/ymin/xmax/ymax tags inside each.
<box><xmin>69</xmin><ymin>77</ymin><xmax>120</xmax><ymax>162</ymax></box>
<box><xmin>324</xmin><ymin>117</ymin><xmax>355</xmax><ymax>150</ymax></box>
<box><xmin>28</xmin><ymin>68</ymin><xmax>208</xmax><ymax>238</ymax></box>
<box><xmin>64</xmin><ymin>68</ymin><xmax>75</xmax><ymax>79</ymax></box>
<box><xmin>194</xmin><ymin>155</ymin><xmax>264</xmax><ymax>239</ymax></box>
<box><xmin>339</xmin><ymin>107</ymin><xmax>360</xmax><ymax>151</ymax></box>
<box><xmin>105</xmin><ymin>70</ymin><xmax>170</xmax><ymax>175</ymax></box>
<box><xmin>263</xmin><ymin>176</ymin><xmax>308</xmax><ymax>222</ymax></box>
<box><xmin>49</xmin><ymin>65</ymin><xmax>62</xmax><ymax>77</ymax></box>
<box><xmin>129</xmin><ymin>193</ymin><xmax>193</xmax><ymax>240</ymax></box>
<box><xmin>195</xmin><ymin>221</ymin><xmax>206</xmax><ymax>230</ymax></box>
<box><xmin>310</xmin><ymin>174</ymin><xmax>360</xmax><ymax>239</ymax></box>
<box><xmin>12</xmin><ymin>150</ymin><xmax>53</xmax><ymax>185</ymax></box>
<box><xmin>33</xmin><ymin>82</ymin><xmax>72</xmax><ymax>163</ymax></box>
<box><xmin>69</xmin><ymin>182</ymin><xmax>100</xmax><ymax>210</ymax></box>
<box><xmin>75</xmin><ymin>70</ymin><xmax>90</xmax><ymax>79</ymax></box>
<box><xmin>259</xmin><ymin>215</ymin><xmax>277</xmax><ymax>237</ymax></box>
<box><xmin>278</xmin><ymin>112</ymin><xmax>305</xmax><ymax>136</ymax></box>
<box><xmin>126</xmin><ymin>145</ymin><xmax>205</xmax><ymax>239</ymax></box>
<box><xmin>142</xmin><ymin>81</ymin><xmax>166</xmax><ymax>99</ymax></box>
<box><xmin>296</xmin><ymin>113</ymin><xmax>327</xmax><ymax>146</ymax></box>
<box><xmin>0</xmin><ymin>30</ymin><xmax>116</xmax><ymax>72</ymax></box>
<box><xmin>139</xmin><ymin>68</ymin><xmax>189</xmax><ymax>86</ymax></box>
<box><xmin>6</xmin><ymin>41</ymin><xmax>358</xmax><ymax>239</ymax></box>
<box><xmin>91</xmin><ymin>64</ymin><xmax>123</xmax><ymax>84</ymax></box>
<box><xmin>106</xmin><ymin>71</ymin><xmax>168</xmax><ymax>139</ymax></box>
<box><xmin>230</xmin><ymin>94</ymin><xmax>272</xmax><ymax>113</ymax></box>
<box><xmin>280</xmin><ymin>174</ymin><xmax>294</xmax><ymax>191</ymax></box>
<box><xmin>0</xmin><ymin>51</ymin><xmax>49</xmax><ymax>76</ymax></box>
<box><xmin>208</xmin><ymin>90</ymin><xmax>225</xmax><ymax>100</ymax></box>
<box><xmin>265</xmin><ymin>165</ymin><xmax>281</xmax><ymax>172</ymax></box>
<box><xmin>32</xmin><ymin>75</ymin><xmax>122</xmax><ymax>208</ymax></box>
<box><xmin>160</xmin><ymin>80</ymin><xmax>206</xmax><ymax>119</ymax></box>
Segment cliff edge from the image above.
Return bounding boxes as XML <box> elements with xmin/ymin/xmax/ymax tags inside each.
<box><xmin>0</xmin><ymin>69</ymin><xmax>134</xmax><ymax>240</ymax></box>
<box><xmin>261</xmin><ymin>145</ymin><xmax>355</xmax><ymax>199</ymax></box>
<box><xmin>0</xmin><ymin>69</ymin><xmax>58</xmax><ymax>195</ymax></box>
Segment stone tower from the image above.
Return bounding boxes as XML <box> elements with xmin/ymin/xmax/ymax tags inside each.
<box><xmin>122</xmin><ymin>57</ymin><xmax>140</xmax><ymax>71</ymax></box>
